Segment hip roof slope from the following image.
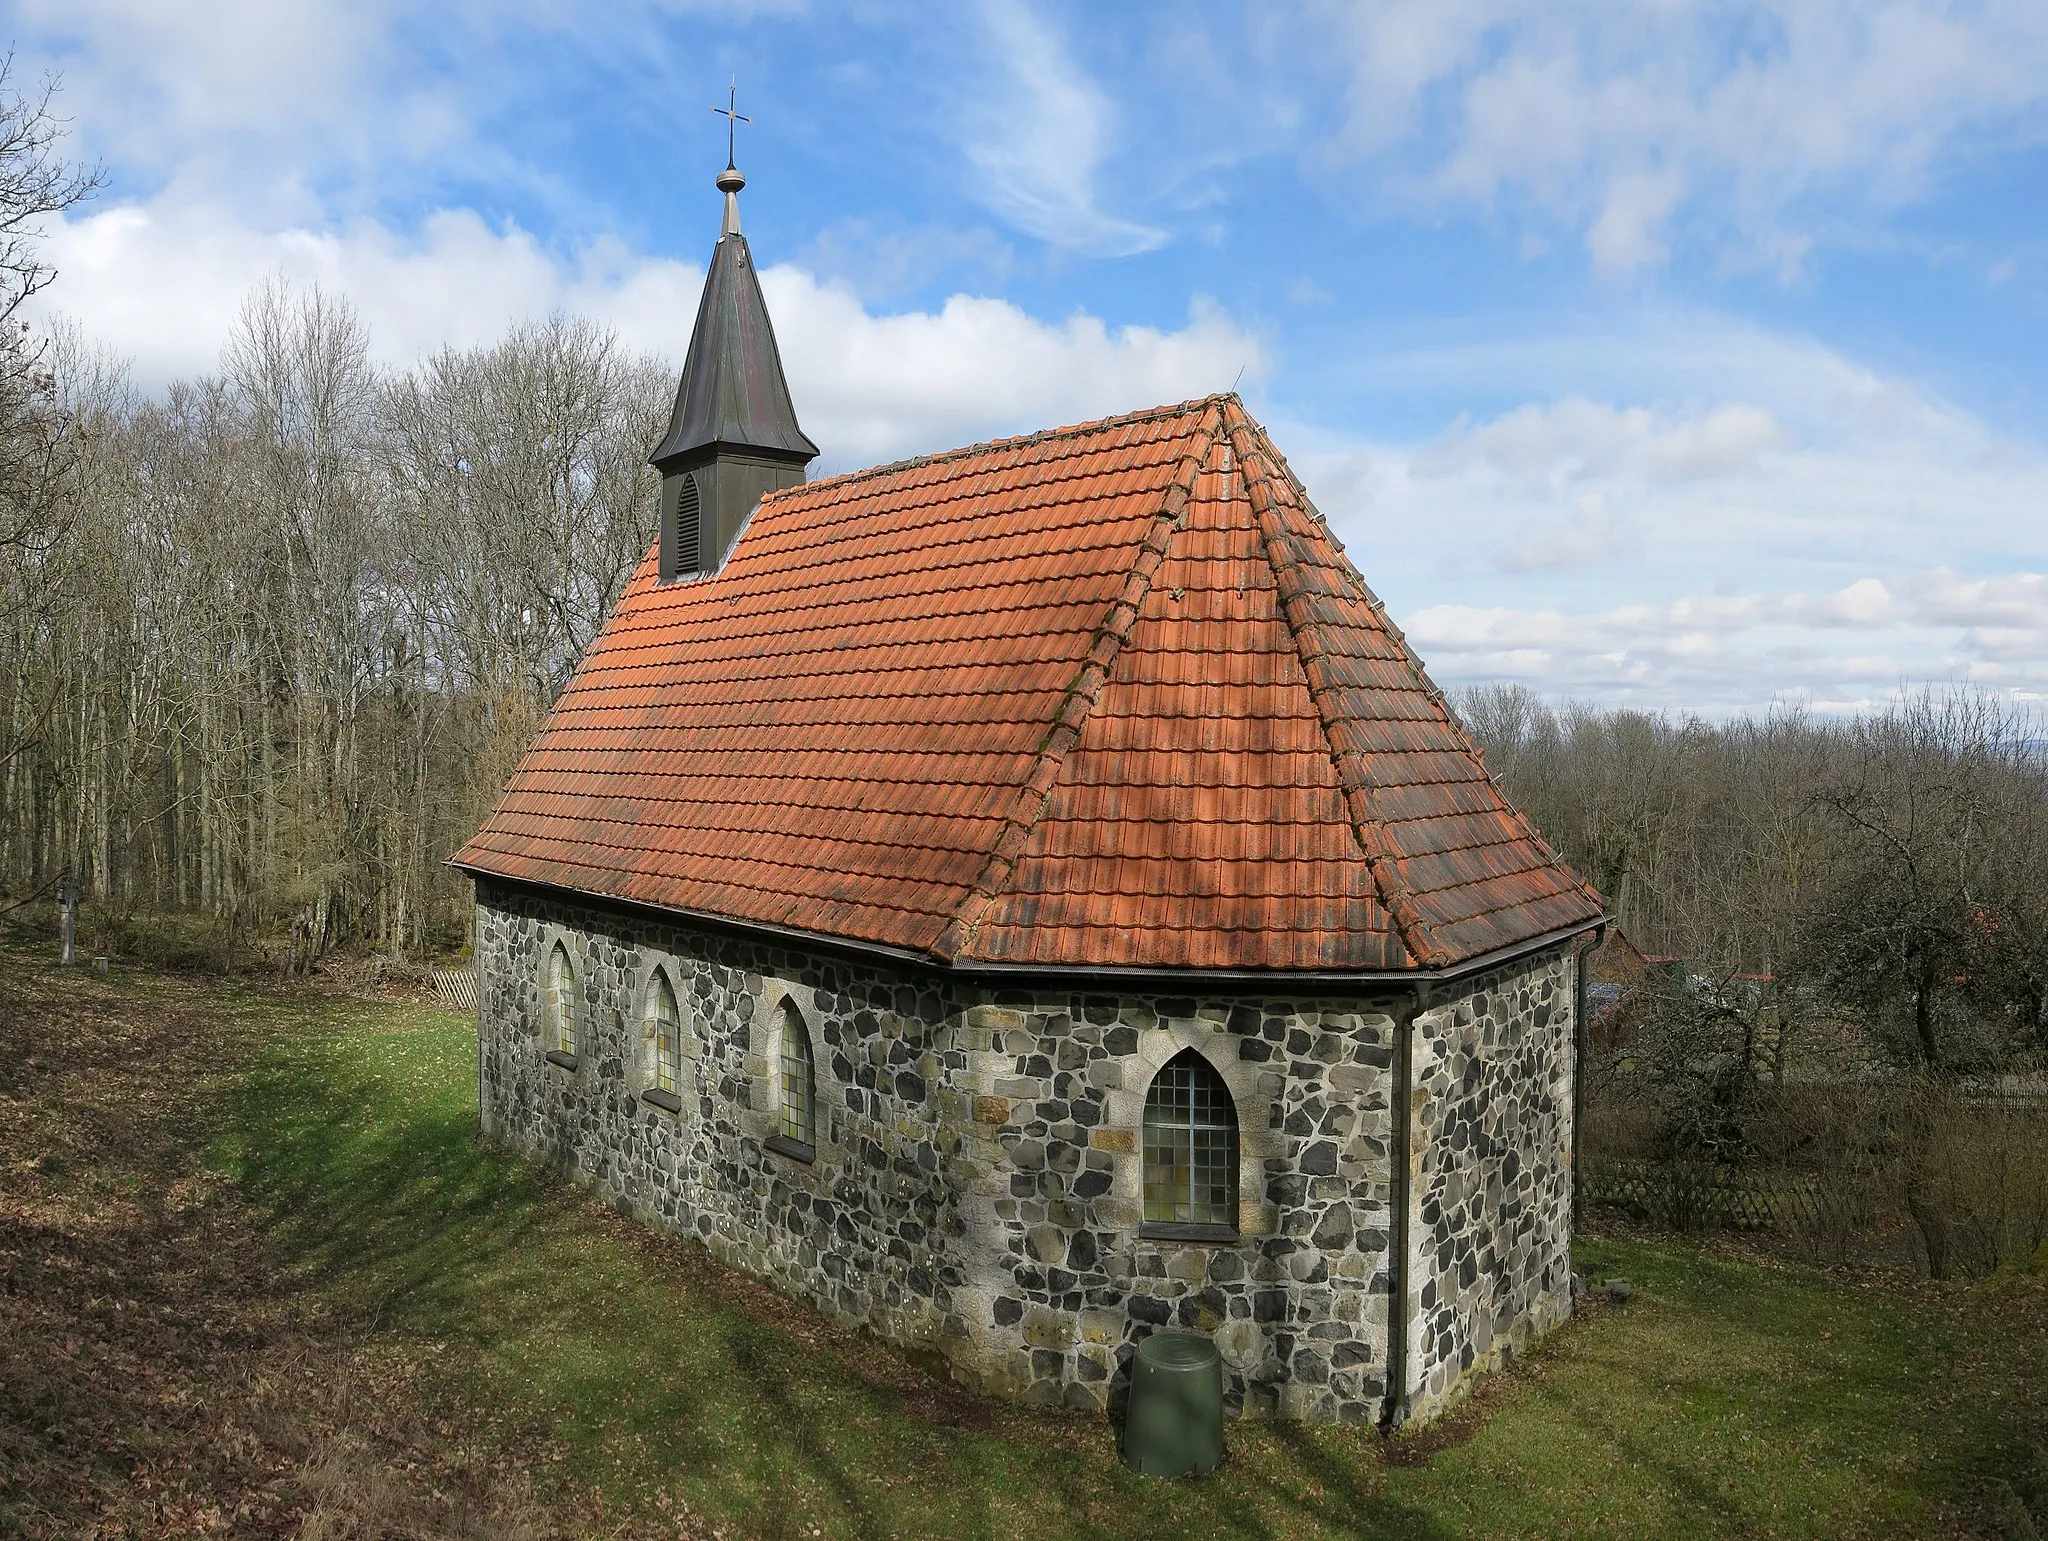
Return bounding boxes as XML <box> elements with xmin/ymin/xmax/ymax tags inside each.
<box><xmin>452</xmin><ymin>395</ymin><xmax>1601</xmax><ymax>972</ymax></box>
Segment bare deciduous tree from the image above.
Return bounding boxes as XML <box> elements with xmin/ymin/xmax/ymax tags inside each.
<box><xmin>3</xmin><ymin>278</ymin><xmax>669</xmax><ymax>963</ymax></box>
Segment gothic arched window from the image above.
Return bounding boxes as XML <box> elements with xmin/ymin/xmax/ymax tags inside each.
<box><xmin>544</xmin><ymin>943</ymin><xmax>579</xmax><ymax>1059</ymax></box>
<box><xmin>651</xmin><ymin>973</ymin><xmax>682</xmax><ymax>1096</ymax></box>
<box><xmin>773</xmin><ymin>1001</ymin><xmax>816</xmax><ymax>1158</ymax></box>
<box><xmin>1143</xmin><ymin>1050</ymin><xmax>1239</xmax><ymax>1233</ymax></box>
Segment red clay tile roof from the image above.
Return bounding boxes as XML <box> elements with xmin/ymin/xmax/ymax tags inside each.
<box><xmin>452</xmin><ymin>396</ymin><xmax>1602</xmax><ymax>973</ymax></box>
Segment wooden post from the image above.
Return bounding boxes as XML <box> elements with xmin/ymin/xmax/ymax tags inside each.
<box><xmin>60</xmin><ymin>871</ymin><xmax>76</xmax><ymax>966</ymax></box>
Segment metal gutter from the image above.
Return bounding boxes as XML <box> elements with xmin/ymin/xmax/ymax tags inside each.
<box><xmin>451</xmin><ymin>865</ymin><xmax>945</xmax><ymax>972</ymax></box>
<box><xmin>448</xmin><ymin>863</ymin><xmax>1604</xmax><ymax>994</ymax></box>
<box><xmin>953</xmin><ymin>919</ymin><xmax>1608</xmax><ymax>989</ymax></box>
<box><xmin>474</xmin><ymin>900</ymin><xmax>485</xmax><ymax>1138</ymax></box>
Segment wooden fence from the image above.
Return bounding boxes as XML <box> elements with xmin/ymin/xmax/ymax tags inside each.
<box><xmin>432</xmin><ymin>967</ymin><xmax>478</xmax><ymax>1011</ymax></box>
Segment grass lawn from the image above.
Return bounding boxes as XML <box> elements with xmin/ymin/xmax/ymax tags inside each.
<box><xmin>3</xmin><ymin>949</ymin><xmax>2043</xmax><ymax>1538</ymax></box>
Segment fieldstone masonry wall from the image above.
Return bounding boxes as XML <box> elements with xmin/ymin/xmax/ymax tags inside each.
<box><xmin>1402</xmin><ymin>951</ymin><xmax>1578</xmax><ymax>1421</ymax></box>
<box><xmin>475</xmin><ymin>883</ymin><xmax>963</xmax><ymax>1352</ymax></box>
<box><xmin>472</xmin><ymin>878</ymin><xmax>1577</xmax><ymax>1425</ymax></box>
<box><xmin>944</xmin><ymin>988</ymin><xmax>1400</xmax><ymax>1421</ymax></box>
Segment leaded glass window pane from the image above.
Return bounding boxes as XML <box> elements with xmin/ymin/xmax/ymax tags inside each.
<box><xmin>548</xmin><ymin>945</ymin><xmax>578</xmax><ymax>1056</ymax></box>
<box><xmin>653</xmin><ymin>976</ymin><xmax>680</xmax><ymax>1094</ymax></box>
<box><xmin>1143</xmin><ymin>1051</ymin><xmax>1238</xmax><ymax>1229</ymax></box>
<box><xmin>779</xmin><ymin>1008</ymin><xmax>815</xmax><ymax>1148</ymax></box>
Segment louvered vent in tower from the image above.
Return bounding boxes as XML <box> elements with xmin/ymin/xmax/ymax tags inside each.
<box><xmin>675</xmin><ymin>473</ymin><xmax>700</xmax><ymax>573</ymax></box>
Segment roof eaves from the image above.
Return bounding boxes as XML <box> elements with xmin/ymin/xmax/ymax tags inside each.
<box><xmin>455</xmin><ymin>863</ymin><xmax>1604</xmax><ymax>990</ymax></box>
<box><xmin>954</xmin><ymin>915</ymin><xmax>1608</xmax><ymax>989</ymax></box>
<box><xmin>930</xmin><ymin>401</ymin><xmax>1225</xmax><ymax>963</ymax></box>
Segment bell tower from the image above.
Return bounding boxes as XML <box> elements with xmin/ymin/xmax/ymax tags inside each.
<box><xmin>650</xmin><ymin>102</ymin><xmax>818</xmax><ymax>580</ymax></box>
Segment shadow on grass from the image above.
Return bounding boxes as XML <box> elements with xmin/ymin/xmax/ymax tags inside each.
<box><xmin>217</xmin><ymin>1012</ymin><xmax>1455</xmax><ymax>1540</ymax></box>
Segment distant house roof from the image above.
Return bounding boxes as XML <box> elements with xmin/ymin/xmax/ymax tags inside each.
<box><xmin>453</xmin><ymin>395</ymin><xmax>1602</xmax><ymax>975</ymax></box>
<box><xmin>1590</xmin><ymin>925</ymin><xmax>1650</xmax><ymax>984</ymax></box>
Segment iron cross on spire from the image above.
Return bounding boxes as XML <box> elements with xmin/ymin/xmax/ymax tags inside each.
<box><xmin>711</xmin><ymin>82</ymin><xmax>750</xmax><ymax>170</ymax></box>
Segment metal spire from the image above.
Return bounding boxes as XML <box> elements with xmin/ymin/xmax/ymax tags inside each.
<box><xmin>649</xmin><ymin>77</ymin><xmax>816</xmax><ymax>480</ymax></box>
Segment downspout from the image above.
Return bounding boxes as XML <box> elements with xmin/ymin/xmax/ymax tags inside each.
<box><xmin>1569</xmin><ymin>926</ymin><xmax>1606</xmax><ymax>1243</ymax></box>
<box><xmin>1382</xmin><ymin>992</ymin><xmax>1426</xmax><ymax>1432</ymax></box>
<box><xmin>474</xmin><ymin>900</ymin><xmax>486</xmax><ymax>1143</ymax></box>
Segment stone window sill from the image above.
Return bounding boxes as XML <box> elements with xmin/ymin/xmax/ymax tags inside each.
<box><xmin>545</xmin><ymin>1050</ymin><xmax>579</xmax><ymax>1071</ymax></box>
<box><xmin>765</xmin><ymin>1133</ymin><xmax>816</xmax><ymax>1164</ymax></box>
<box><xmin>642</xmin><ymin>1087</ymin><xmax>683</xmax><ymax>1115</ymax></box>
<box><xmin>1139</xmin><ymin>1221</ymin><xmax>1240</xmax><ymax>1246</ymax></box>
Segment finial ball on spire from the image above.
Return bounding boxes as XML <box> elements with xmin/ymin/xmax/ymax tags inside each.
<box><xmin>710</xmin><ymin>84</ymin><xmax>752</xmax><ymax>236</ymax></box>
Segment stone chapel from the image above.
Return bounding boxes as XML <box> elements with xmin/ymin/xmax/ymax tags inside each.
<box><xmin>452</xmin><ymin>154</ymin><xmax>1607</xmax><ymax>1427</ymax></box>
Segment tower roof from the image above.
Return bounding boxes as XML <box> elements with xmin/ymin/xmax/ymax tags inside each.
<box><xmin>649</xmin><ymin>166</ymin><xmax>818</xmax><ymax>471</ymax></box>
<box><xmin>457</xmin><ymin>396</ymin><xmax>1602</xmax><ymax>976</ymax></box>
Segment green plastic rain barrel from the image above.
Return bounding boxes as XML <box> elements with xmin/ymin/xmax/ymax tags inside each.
<box><xmin>1120</xmin><ymin>1330</ymin><xmax>1224</xmax><ymax>1477</ymax></box>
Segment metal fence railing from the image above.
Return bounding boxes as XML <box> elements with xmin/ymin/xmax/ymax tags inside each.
<box><xmin>1581</xmin><ymin>1157</ymin><xmax>1826</xmax><ymax>1233</ymax></box>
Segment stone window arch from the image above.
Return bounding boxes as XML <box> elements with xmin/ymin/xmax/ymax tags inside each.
<box><xmin>768</xmin><ymin>999</ymin><xmax>816</xmax><ymax>1160</ymax></box>
<box><xmin>640</xmin><ymin>967</ymin><xmax>685</xmax><ymax>1112</ymax></box>
<box><xmin>1142</xmin><ymin>1048</ymin><xmax>1240</xmax><ymax>1236</ymax></box>
<box><xmin>543</xmin><ymin>942</ymin><xmax>580</xmax><ymax>1061</ymax></box>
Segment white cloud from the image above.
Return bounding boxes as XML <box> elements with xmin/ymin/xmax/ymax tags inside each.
<box><xmin>19</xmin><ymin>0</ymin><xmax>411</xmax><ymax>194</ymax></box>
<box><xmin>36</xmin><ymin>193</ymin><xmax>1260</xmax><ymax>470</ymax></box>
<box><xmin>1278</xmin><ymin>316</ymin><xmax>2048</xmax><ymax>711</ymax></box>
<box><xmin>1402</xmin><ymin>565</ymin><xmax>2048</xmax><ymax>712</ymax></box>
<box><xmin>1411</xmin><ymin>570</ymin><xmax>2048</xmax><ymax>653</ymax></box>
<box><xmin>1584</xmin><ymin>168</ymin><xmax>1685</xmax><ymax>275</ymax></box>
<box><xmin>1494</xmin><ymin>494</ymin><xmax>1641</xmax><ymax>574</ymax></box>
<box><xmin>1299</xmin><ymin>0</ymin><xmax>2048</xmax><ymax>273</ymax></box>
<box><xmin>1413</xmin><ymin>398</ymin><xmax>1788</xmax><ymax>486</ymax></box>
<box><xmin>765</xmin><ymin>276</ymin><xmax>1257</xmax><ymax>465</ymax></box>
<box><xmin>960</xmin><ymin>0</ymin><xmax>1167</xmax><ymax>257</ymax></box>
<box><xmin>1901</xmin><ymin>570</ymin><xmax>2048</xmax><ymax>630</ymax></box>
<box><xmin>43</xmin><ymin>200</ymin><xmax>582</xmax><ymax>383</ymax></box>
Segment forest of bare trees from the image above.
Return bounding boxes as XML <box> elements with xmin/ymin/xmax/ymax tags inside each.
<box><xmin>1462</xmin><ymin>683</ymin><xmax>2048</xmax><ymax>1065</ymax></box>
<box><xmin>0</xmin><ymin>64</ymin><xmax>676</xmax><ymax>968</ymax></box>
<box><xmin>2</xmin><ymin>287</ymin><xmax>673</xmax><ymax>963</ymax></box>
<box><xmin>1460</xmin><ymin>684</ymin><xmax>2048</xmax><ymax>1276</ymax></box>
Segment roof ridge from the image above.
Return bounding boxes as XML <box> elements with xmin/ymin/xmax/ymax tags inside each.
<box><xmin>1219</xmin><ymin>405</ymin><xmax>1451</xmax><ymax>970</ymax></box>
<box><xmin>775</xmin><ymin>394</ymin><xmax>1236</xmax><ymax>503</ymax></box>
<box><xmin>929</xmin><ymin>402</ymin><xmax>1225</xmax><ymax>963</ymax></box>
<box><xmin>1246</xmin><ymin>418</ymin><xmax>1606</xmax><ymax>918</ymax></box>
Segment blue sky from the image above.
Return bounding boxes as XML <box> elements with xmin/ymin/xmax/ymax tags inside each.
<box><xmin>19</xmin><ymin>0</ymin><xmax>2048</xmax><ymax>712</ymax></box>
